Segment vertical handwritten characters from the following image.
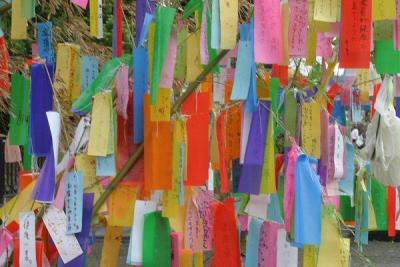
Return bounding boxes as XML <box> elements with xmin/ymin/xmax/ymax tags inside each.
<box><xmin>301</xmin><ymin>99</ymin><xmax>321</xmax><ymax>159</ymax></box>
<box><xmin>254</xmin><ymin>0</ymin><xmax>283</xmax><ymax>63</ymax></box>
<box><xmin>339</xmin><ymin>0</ymin><xmax>372</xmax><ymax>68</ymax></box>
<box><xmin>19</xmin><ymin>212</ymin><xmax>37</xmax><ymax>267</ymax></box>
<box><xmin>65</xmin><ymin>171</ymin><xmax>84</xmax><ymax>234</ymax></box>
<box><xmin>184</xmin><ymin>198</ymin><xmax>204</xmax><ymax>253</ymax></box>
<box><xmin>0</xmin><ymin>37</ymin><xmax>10</xmax><ymax>93</ymax></box>
<box><xmin>314</xmin><ymin>0</ymin><xmax>338</xmax><ymax>22</ymax></box>
<box><xmin>42</xmin><ymin>206</ymin><xmax>83</xmax><ymax>263</ymax></box>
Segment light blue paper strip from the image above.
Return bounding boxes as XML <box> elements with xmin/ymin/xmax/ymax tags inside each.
<box><xmin>245</xmin><ymin>217</ymin><xmax>263</xmax><ymax>267</ymax></box>
<box><xmin>65</xmin><ymin>171</ymin><xmax>84</xmax><ymax>235</ymax></box>
<box><xmin>139</xmin><ymin>13</ymin><xmax>154</xmax><ymax>47</ymax></box>
<box><xmin>81</xmin><ymin>56</ymin><xmax>99</xmax><ymax>93</ymax></box>
<box><xmin>0</xmin><ymin>27</ymin><xmax>3</xmax><ymax>37</ymax></box>
<box><xmin>210</xmin><ymin>0</ymin><xmax>220</xmax><ymax>49</ymax></box>
<box><xmin>267</xmin><ymin>193</ymin><xmax>284</xmax><ymax>224</ymax></box>
<box><xmin>230</xmin><ymin>40</ymin><xmax>252</xmax><ymax>100</ymax></box>
<box><xmin>96</xmin><ymin>154</ymin><xmax>116</xmax><ymax>177</ymax></box>
<box><xmin>339</xmin><ymin>143</ymin><xmax>355</xmax><ymax>197</ymax></box>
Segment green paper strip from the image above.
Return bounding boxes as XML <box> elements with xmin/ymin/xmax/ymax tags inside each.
<box><xmin>284</xmin><ymin>90</ymin><xmax>298</xmax><ymax>147</ymax></box>
<box><xmin>72</xmin><ymin>54</ymin><xmax>132</xmax><ymax>114</ymax></box>
<box><xmin>9</xmin><ymin>74</ymin><xmax>30</xmax><ymax>145</ymax></box>
<box><xmin>183</xmin><ymin>0</ymin><xmax>202</xmax><ymax>19</ymax></box>
<box><xmin>150</xmin><ymin>6</ymin><xmax>176</xmax><ymax>105</ymax></box>
<box><xmin>374</xmin><ymin>39</ymin><xmax>400</xmax><ymax>74</ymax></box>
<box><xmin>23</xmin><ymin>141</ymin><xmax>32</xmax><ymax>171</ymax></box>
<box><xmin>21</xmin><ymin>0</ymin><xmax>35</xmax><ymax>19</ymax></box>
<box><xmin>142</xmin><ymin>211</ymin><xmax>171</xmax><ymax>267</ymax></box>
<box><xmin>371</xmin><ymin>177</ymin><xmax>388</xmax><ymax>230</ymax></box>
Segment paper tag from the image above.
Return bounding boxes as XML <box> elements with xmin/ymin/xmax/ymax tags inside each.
<box><xmin>96</xmin><ymin>154</ymin><xmax>116</xmax><ymax>177</ymax></box>
<box><xmin>65</xmin><ymin>171</ymin><xmax>84</xmax><ymax>234</ymax></box>
<box><xmin>313</xmin><ymin>0</ymin><xmax>338</xmax><ymax>22</ymax></box>
<box><xmin>19</xmin><ymin>212</ymin><xmax>37</xmax><ymax>267</ymax></box>
<box><xmin>276</xmin><ymin>229</ymin><xmax>298</xmax><ymax>267</ymax></box>
<box><xmin>127</xmin><ymin>200</ymin><xmax>157</xmax><ymax>265</ymax></box>
<box><xmin>42</xmin><ymin>206</ymin><xmax>83</xmax><ymax>263</ymax></box>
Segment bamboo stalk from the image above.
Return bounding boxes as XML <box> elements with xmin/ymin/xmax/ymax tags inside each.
<box><xmin>92</xmin><ymin>49</ymin><xmax>230</xmax><ymax>216</ymax></box>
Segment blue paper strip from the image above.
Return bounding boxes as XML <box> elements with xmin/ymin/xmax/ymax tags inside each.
<box><xmin>133</xmin><ymin>47</ymin><xmax>149</xmax><ymax>144</ymax></box>
<box><xmin>210</xmin><ymin>0</ymin><xmax>220</xmax><ymax>49</ymax></box>
<box><xmin>267</xmin><ymin>193</ymin><xmax>284</xmax><ymax>224</ymax></box>
<box><xmin>30</xmin><ymin>63</ymin><xmax>53</xmax><ymax>156</ymax></box>
<box><xmin>139</xmin><ymin>13</ymin><xmax>154</xmax><ymax>47</ymax></box>
<box><xmin>96</xmin><ymin>154</ymin><xmax>116</xmax><ymax>177</ymax></box>
<box><xmin>81</xmin><ymin>56</ymin><xmax>98</xmax><ymax>93</ymax></box>
<box><xmin>294</xmin><ymin>154</ymin><xmax>322</xmax><ymax>246</ymax></box>
<box><xmin>238</xmin><ymin>101</ymin><xmax>270</xmax><ymax>194</ymax></box>
<box><xmin>65</xmin><ymin>171</ymin><xmax>84</xmax><ymax>234</ymax></box>
<box><xmin>136</xmin><ymin>0</ymin><xmax>156</xmax><ymax>46</ymax></box>
<box><xmin>37</xmin><ymin>22</ymin><xmax>54</xmax><ymax>64</ymax></box>
<box><xmin>230</xmin><ymin>40</ymin><xmax>252</xmax><ymax>100</ymax></box>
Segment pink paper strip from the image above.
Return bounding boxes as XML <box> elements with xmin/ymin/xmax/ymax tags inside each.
<box><xmin>4</xmin><ymin>135</ymin><xmax>21</xmax><ymax>163</ymax></box>
<box><xmin>284</xmin><ymin>142</ymin><xmax>299</xmax><ymax>233</ymax></box>
<box><xmin>258</xmin><ymin>221</ymin><xmax>283</xmax><ymax>266</ymax></box>
<box><xmin>200</xmin><ymin>0</ymin><xmax>210</xmax><ymax>65</ymax></box>
<box><xmin>316</xmin><ymin>33</ymin><xmax>333</xmax><ymax>58</ymax></box>
<box><xmin>0</xmin><ymin>228</ymin><xmax>12</xmax><ymax>256</ymax></box>
<box><xmin>54</xmin><ymin>157</ymin><xmax>75</xmax><ymax>210</ymax></box>
<box><xmin>160</xmin><ymin>30</ymin><xmax>177</xmax><ymax>88</ymax></box>
<box><xmin>254</xmin><ymin>0</ymin><xmax>283</xmax><ymax>63</ymax></box>
<box><xmin>116</xmin><ymin>65</ymin><xmax>129</xmax><ymax>120</ymax></box>
<box><xmin>288</xmin><ymin>0</ymin><xmax>308</xmax><ymax>57</ymax></box>
<box><xmin>71</xmin><ymin>0</ymin><xmax>88</xmax><ymax>9</ymax></box>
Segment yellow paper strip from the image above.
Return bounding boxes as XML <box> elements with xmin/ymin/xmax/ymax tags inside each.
<box><xmin>301</xmin><ymin>99</ymin><xmax>321</xmax><ymax>159</ymax></box>
<box><xmin>89</xmin><ymin>0</ymin><xmax>98</xmax><ymax>37</ymax></box>
<box><xmin>313</xmin><ymin>0</ymin><xmax>338</xmax><ymax>22</ymax></box>
<box><xmin>87</xmin><ymin>92</ymin><xmax>112</xmax><ymax>156</ymax></box>
<box><xmin>150</xmin><ymin>88</ymin><xmax>172</xmax><ymax>121</ymax></box>
<box><xmin>108</xmin><ymin>186</ymin><xmax>137</xmax><ymax>227</ymax></box>
<box><xmin>99</xmin><ymin>225</ymin><xmax>123</xmax><ymax>267</ymax></box>
<box><xmin>260</xmin><ymin>115</ymin><xmax>276</xmax><ymax>193</ymax></box>
<box><xmin>11</xmin><ymin>0</ymin><xmax>27</xmax><ymax>40</ymax></box>
<box><xmin>372</xmin><ymin>0</ymin><xmax>396</xmax><ymax>21</ymax></box>
<box><xmin>148</xmin><ymin>23</ymin><xmax>156</xmax><ymax>84</ymax></box>
<box><xmin>181</xmin><ymin>249</ymin><xmax>193</xmax><ymax>267</ymax></box>
<box><xmin>186</xmin><ymin>31</ymin><xmax>203</xmax><ymax>82</ymax></box>
<box><xmin>303</xmin><ymin>245</ymin><xmax>317</xmax><ymax>267</ymax></box>
<box><xmin>219</xmin><ymin>0</ymin><xmax>238</xmax><ymax>49</ymax></box>
<box><xmin>163</xmin><ymin>120</ymin><xmax>185</xmax><ymax>218</ymax></box>
<box><xmin>54</xmin><ymin>43</ymin><xmax>82</xmax><ymax>103</ymax></box>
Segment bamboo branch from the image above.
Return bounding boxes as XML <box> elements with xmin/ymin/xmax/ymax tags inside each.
<box><xmin>92</xmin><ymin>49</ymin><xmax>230</xmax><ymax>216</ymax></box>
<box><xmin>0</xmin><ymin>3</ymin><xmax>11</xmax><ymax>15</ymax></box>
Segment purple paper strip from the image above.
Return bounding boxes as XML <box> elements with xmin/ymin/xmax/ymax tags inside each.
<box><xmin>136</xmin><ymin>0</ymin><xmax>156</xmax><ymax>46</ymax></box>
<box><xmin>58</xmin><ymin>193</ymin><xmax>94</xmax><ymax>267</ymax></box>
<box><xmin>30</xmin><ymin>63</ymin><xmax>53</xmax><ymax>156</ymax></box>
<box><xmin>318</xmin><ymin>160</ymin><xmax>327</xmax><ymax>186</ymax></box>
<box><xmin>238</xmin><ymin>101</ymin><xmax>270</xmax><ymax>194</ymax></box>
<box><xmin>31</xmin><ymin>151</ymin><xmax>55</xmax><ymax>202</ymax></box>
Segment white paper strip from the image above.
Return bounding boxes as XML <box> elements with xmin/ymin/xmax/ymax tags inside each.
<box><xmin>19</xmin><ymin>211</ymin><xmax>37</xmax><ymax>267</ymax></box>
<box><xmin>42</xmin><ymin>205</ymin><xmax>83</xmax><ymax>263</ymax></box>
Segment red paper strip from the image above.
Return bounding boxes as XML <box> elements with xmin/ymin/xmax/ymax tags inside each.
<box><xmin>371</xmin><ymin>83</ymin><xmax>381</xmax><ymax>116</ymax></box>
<box><xmin>387</xmin><ymin>186</ymin><xmax>396</xmax><ymax>237</ymax></box>
<box><xmin>272</xmin><ymin>65</ymin><xmax>288</xmax><ymax>86</ymax></box>
<box><xmin>116</xmin><ymin>0</ymin><xmax>123</xmax><ymax>57</ymax></box>
<box><xmin>0</xmin><ymin>37</ymin><xmax>10</xmax><ymax>94</ymax></box>
<box><xmin>339</xmin><ymin>0</ymin><xmax>372</xmax><ymax>68</ymax></box>
<box><xmin>213</xmin><ymin>198</ymin><xmax>241</xmax><ymax>267</ymax></box>
<box><xmin>182</xmin><ymin>92</ymin><xmax>210</xmax><ymax>186</ymax></box>
<box><xmin>327</xmin><ymin>83</ymin><xmax>342</xmax><ymax>113</ymax></box>
<box><xmin>217</xmin><ymin>111</ymin><xmax>229</xmax><ymax>193</ymax></box>
<box><xmin>118</xmin><ymin>92</ymin><xmax>144</xmax><ymax>186</ymax></box>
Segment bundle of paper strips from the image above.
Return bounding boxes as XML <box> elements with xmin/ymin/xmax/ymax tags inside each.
<box><xmin>1</xmin><ymin>0</ymin><xmax>400</xmax><ymax>266</ymax></box>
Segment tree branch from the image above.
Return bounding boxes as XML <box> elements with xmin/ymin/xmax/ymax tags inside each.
<box><xmin>0</xmin><ymin>3</ymin><xmax>11</xmax><ymax>15</ymax></box>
